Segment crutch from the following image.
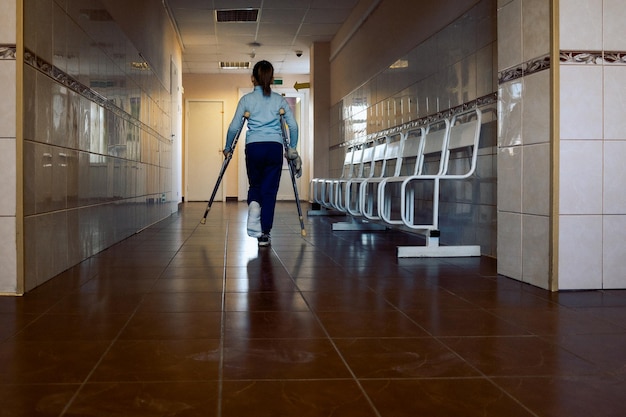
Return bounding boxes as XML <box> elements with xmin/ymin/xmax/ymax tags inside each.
<box><xmin>279</xmin><ymin>108</ymin><xmax>306</xmax><ymax>236</ymax></box>
<box><xmin>200</xmin><ymin>111</ymin><xmax>250</xmax><ymax>224</ymax></box>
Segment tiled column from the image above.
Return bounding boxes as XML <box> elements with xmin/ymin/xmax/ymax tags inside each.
<box><xmin>497</xmin><ymin>0</ymin><xmax>552</xmax><ymax>289</ymax></box>
<box><xmin>558</xmin><ymin>0</ymin><xmax>626</xmax><ymax>289</ymax></box>
<box><xmin>0</xmin><ymin>0</ymin><xmax>18</xmax><ymax>294</ymax></box>
<box><xmin>498</xmin><ymin>0</ymin><xmax>626</xmax><ymax>290</ymax></box>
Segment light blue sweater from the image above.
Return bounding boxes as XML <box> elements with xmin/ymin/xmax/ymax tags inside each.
<box><xmin>225</xmin><ymin>86</ymin><xmax>299</xmax><ymax>151</ymax></box>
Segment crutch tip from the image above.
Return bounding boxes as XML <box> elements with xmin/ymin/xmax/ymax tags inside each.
<box><xmin>200</xmin><ymin>218</ymin><xmax>206</xmax><ymax>225</ymax></box>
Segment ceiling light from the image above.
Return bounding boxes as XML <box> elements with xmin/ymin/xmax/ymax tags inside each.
<box><xmin>389</xmin><ymin>59</ymin><xmax>409</xmax><ymax>69</ymax></box>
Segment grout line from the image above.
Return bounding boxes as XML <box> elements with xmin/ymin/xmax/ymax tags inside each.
<box><xmin>215</xmin><ymin>220</ymin><xmax>229</xmax><ymax>417</ymax></box>
<box><xmin>58</xmin><ymin>215</ymin><xmax>203</xmax><ymax>416</ymax></box>
<box><xmin>272</xmin><ymin>246</ymin><xmax>384</xmax><ymax>417</ymax></box>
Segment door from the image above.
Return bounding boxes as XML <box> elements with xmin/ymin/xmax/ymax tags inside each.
<box><xmin>185</xmin><ymin>101</ymin><xmax>224</xmax><ymax>201</ymax></box>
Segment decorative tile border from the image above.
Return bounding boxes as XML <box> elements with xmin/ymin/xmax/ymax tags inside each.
<box><xmin>335</xmin><ymin>92</ymin><xmax>498</xmax><ymax>148</ymax></box>
<box><xmin>0</xmin><ymin>45</ymin><xmax>16</xmax><ymax>60</ymax></box>
<box><xmin>559</xmin><ymin>51</ymin><xmax>603</xmax><ymax>64</ymax></box>
<box><xmin>23</xmin><ymin>47</ymin><xmax>170</xmax><ymax>144</ymax></box>
<box><xmin>498</xmin><ymin>54</ymin><xmax>550</xmax><ymax>84</ymax></box>
<box><xmin>499</xmin><ymin>50</ymin><xmax>626</xmax><ymax>84</ymax></box>
<box><xmin>560</xmin><ymin>50</ymin><xmax>626</xmax><ymax>65</ymax></box>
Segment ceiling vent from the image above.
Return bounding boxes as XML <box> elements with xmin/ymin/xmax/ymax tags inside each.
<box><xmin>216</xmin><ymin>9</ymin><xmax>259</xmax><ymax>22</ymax></box>
<box><xmin>79</xmin><ymin>9</ymin><xmax>113</xmax><ymax>21</ymax></box>
<box><xmin>219</xmin><ymin>61</ymin><xmax>251</xmax><ymax>70</ymax></box>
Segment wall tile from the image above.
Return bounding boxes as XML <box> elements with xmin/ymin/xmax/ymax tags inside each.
<box><xmin>603</xmin><ymin>66</ymin><xmax>626</xmax><ymax>140</ymax></box>
<box><xmin>521</xmin><ymin>70</ymin><xmax>550</xmax><ymax>145</ymax></box>
<box><xmin>521</xmin><ymin>214</ymin><xmax>550</xmax><ymax>289</ymax></box>
<box><xmin>558</xmin><ymin>214</ymin><xmax>603</xmax><ymax>290</ymax></box>
<box><xmin>477</xmin><ymin>44</ymin><xmax>496</xmax><ymax>97</ymax></box>
<box><xmin>522</xmin><ymin>0</ymin><xmax>550</xmax><ymax>61</ymax></box>
<box><xmin>497</xmin><ymin>0</ymin><xmax>522</xmax><ymax>71</ymax></box>
<box><xmin>497</xmin><ymin>146</ymin><xmax>522</xmax><ymax>212</ymax></box>
<box><xmin>603</xmin><ymin>0</ymin><xmax>626</xmax><ymax>51</ymax></box>
<box><xmin>603</xmin><ymin>215</ymin><xmax>626</xmax><ymax>288</ymax></box>
<box><xmin>559</xmin><ymin>0</ymin><xmax>602</xmax><ymax>50</ymax></box>
<box><xmin>559</xmin><ymin>65</ymin><xmax>603</xmax><ymax>140</ymax></box>
<box><xmin>497</xmin><ymin>211</ymin><xmax>522</xmax><ymax>279</ymax></box>
<box><xmin>497</xmin><ymin>80</ymin><xmax>522</xmax><ymax>147</ymax></box>
<box><xmin>522</xmin><ymin>143</ymin><xmax>550</xmax><ymax>216</ymax></box>
<box><xmin>0</xmin><ymin>60</ymin><xmax>16</xmax><ymax>138</ymax></box>
<box><xmin>0</xmin><ymin>0</ymin><xmax>16</xmax><ymax>44</ymax></box>
<box><xmin>603</xmin><ymin>140</ymin><xmax>626</xmax><ymax>214</ymax></box>
<box><xmin>0</xmin><ymin>217</ymin><xmax>17</xmax><ymax>293</ymax></box>
<box><xmin>559</xmin><ymin>140</ymin><xmax>603</xmax><ymax>214</ymax></box>
<box><xmin>0</xmin><ymin>139</ymin><xmax>16</xmax><ymax>216</ymax></box>
<box><xmin>20</xmin><ymin>0</ymin><xmax>178</xmax><ymax>289</ymax></box>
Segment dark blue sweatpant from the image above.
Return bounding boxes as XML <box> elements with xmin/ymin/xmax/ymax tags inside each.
<box><xmin>245</xmin><ymin>142</ymin><xmax>283</xmax><ymax>234</ymax></box>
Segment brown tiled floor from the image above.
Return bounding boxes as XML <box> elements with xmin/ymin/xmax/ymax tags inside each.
<box><xmin>1</xmin><ymin>201</ymin><xmax>626</xmax><ymax>416</ymax></box>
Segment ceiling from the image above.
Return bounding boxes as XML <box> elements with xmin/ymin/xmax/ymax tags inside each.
<box><xmin>164</xmin><ymin>0</ymin><xmax>360</xmax><ymax>74</ymax></box>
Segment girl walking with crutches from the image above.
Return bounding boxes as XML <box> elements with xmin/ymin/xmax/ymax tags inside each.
<box><xmin>223</xmin><ymin>60</ymin><xmax>300</xmax><ymax>247</ymax></box>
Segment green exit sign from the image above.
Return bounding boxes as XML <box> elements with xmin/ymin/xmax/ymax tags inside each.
<box><xmin>272</xmin><ymin>78</ymin><xmax>283</xmax><ymax>85</ymax></box>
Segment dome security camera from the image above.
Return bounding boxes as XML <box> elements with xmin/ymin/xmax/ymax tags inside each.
<box><xmin>295</xmin><ymin>50</ymin><xmax>303</xmax><ymax>57</ymax></box>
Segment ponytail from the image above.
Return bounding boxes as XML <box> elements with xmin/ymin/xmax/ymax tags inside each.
<box><xmin>252</xmin><ymin>60</ymin><xmax>274</xmax><ymax>96</ymax></box>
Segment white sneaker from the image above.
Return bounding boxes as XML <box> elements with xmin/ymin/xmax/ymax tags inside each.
<box><xmin>247</xmin><ymin>201</ymin><xmax>262</xmax><ymax>237</ymax></box>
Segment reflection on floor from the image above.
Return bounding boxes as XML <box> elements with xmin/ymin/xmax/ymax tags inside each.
<box><xmin>1</xmin><ymin>202</ymin><xmax>625</xmax><ymax>416</ymax></box>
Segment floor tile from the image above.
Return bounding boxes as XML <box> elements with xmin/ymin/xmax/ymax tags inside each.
<box><xmin>0</xmin><ymin>383</ymin><xmax>78</xmax><ymax>417</ymax></box>
<box><xmin>334</xmin><ymin>337</ymin><xmax>481</xmax><ymax>378</ymax></box>
<box><xmin>1</xmin><ymin>201</ymin><xmax>624</xmax><ymax>416</ymax></box>
<box><xmin>361</xmin><ymin>378</ymin><xmax>536</xmax><ymax>417</ymax></box>
<box><xmin>222</xmin><ymin>338</ymin><xmax>351</xmax><ymax>380</ymax></box>
<box><xmin>220</xmin><ymin>380</ymin><xmax>378</xmax><ymax>417</ymax></box>
<box><xmin>90</xmin><ymin>339</ymin><xmax>221</xmax><ymax>382</ymax></box>
<box><xmin>64</xmin><ymin>382</ymin><xmax>219</xmax><ymax>416</ymax></box>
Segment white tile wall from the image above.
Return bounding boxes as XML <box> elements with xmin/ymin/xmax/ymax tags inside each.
<box><xmin>560</xmin><ymin>0</ymin><xmax>603</xmax><ymax>50</ymax></box>
<box><xmin>558</xmin><ymin>215</ymin><xmax>603</xmax><ymax>290</ymax></box>
<box><xmin>497</xmin><ymin>0</ymin><xmax>554</xmax><ymax>288</ymax></box>
<box><xmin>603</xmin><ymin>66</ymin><xmax>626</xmax><ymax>140</ymax></box>
<box><xmin>603</xmin><ymin>215</ymin><xmax>626</xmax><ymax>288</ymax></box>
<box><xmin>556</xmin><ymin>0</ymin><xmax>626</xmax><ymax>290</ymax></box>
<box><xmin>603</xmin><ymin>0</ymin><xmax>626</xmax><ymax>51</ymax></box>
<box><xmin>17</xmin><ymin>0</ymin><xmax>179</xmax><ymax>291</ymax></box>
<box><xmin>603</xmin><ymin>141</ymin><xmax>626</xmax><ymax>214</ymax></box>
<box><xmin>560</xmin><ymin>65</ymin><xmax>603</xmax><ymax>140</ymax></box>
<box><xmin>559</xmin><ymin>140</ymin><xmax>603</xmax><ymax>214</ymax></box>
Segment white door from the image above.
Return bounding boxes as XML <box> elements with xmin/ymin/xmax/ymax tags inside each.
<box><xmin>185</xmin><ymin>101</ymin><xmax>224</xmax><ymax>201</ymax></box>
